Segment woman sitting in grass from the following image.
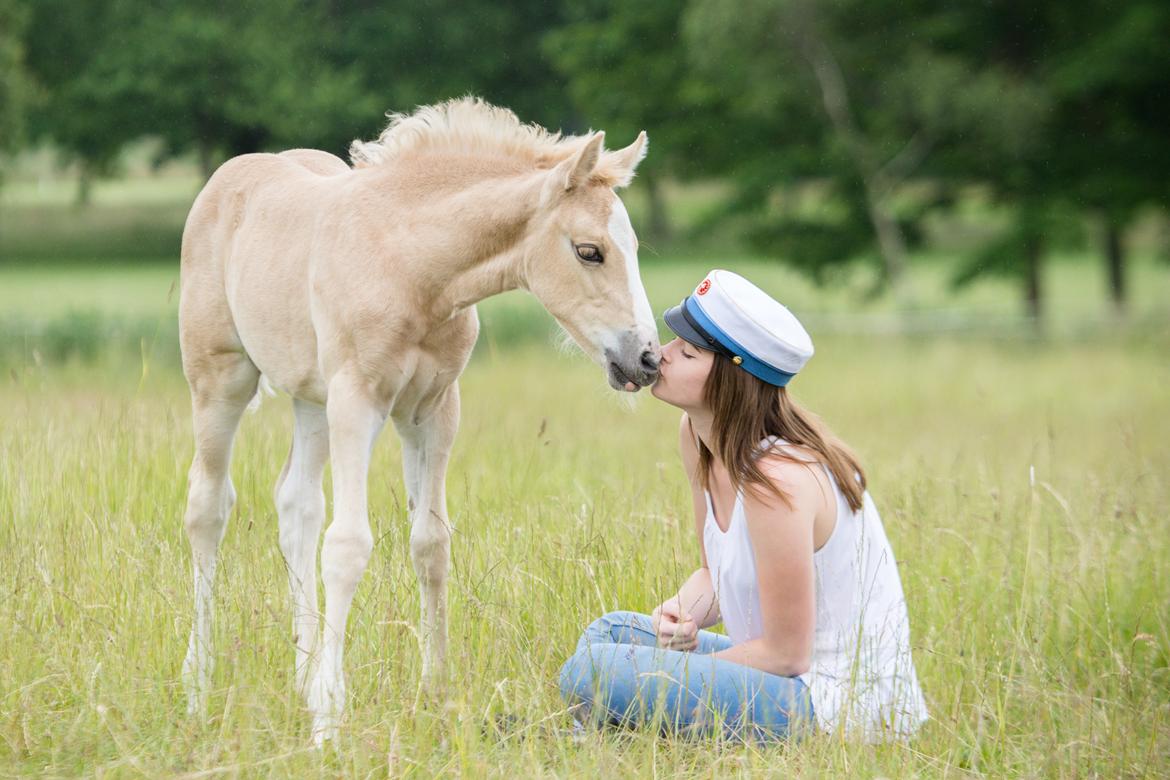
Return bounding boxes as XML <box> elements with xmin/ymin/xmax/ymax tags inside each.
<box><xmin>559</xmin><ymin>270</ymin><xmax>929</xmax><ymax>742</ymax></box>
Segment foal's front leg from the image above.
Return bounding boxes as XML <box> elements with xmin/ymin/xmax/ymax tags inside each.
<box><xmin>308</xmin><ymin>373</ymin><xmax>386</xmax><ymax>744</ymax></box>
<box><xmin>395</xmin><ymin>384</ymin><xmax>460</xmax><ymax>698</ymax></box>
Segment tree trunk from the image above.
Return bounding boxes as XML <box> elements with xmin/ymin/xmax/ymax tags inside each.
<box><xmin>1105</xmin><ymin>217</ymin><xmax>1126</xmax><ymax>316</ymax></box>
<box><xmin>791</xmin><ymin>18</ymin><xmax>911</xmax><ymax>302</ymax></box>
<box><xmin>642</xmin><ymin>167</ymin><xmax>672</xmax><ymax>243</ymax></box>
<box><xmin>1024</xmin><ymin>232</ymin><xmax>1043</xmax><ymax>328</ymax></box>
<box><xmin>862</xmin><ymin>186</ymin><xmax>907</xmax><ymax>290</ymax></box>
<box><xmin>76</xmin><ymin>164</ymin><xmax>93</xmax><ymax>207</ymax></box>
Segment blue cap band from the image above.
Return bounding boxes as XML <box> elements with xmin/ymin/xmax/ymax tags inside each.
<box><xmin>685</xmin><ymin>297</ymin><xmax>796</xmax><ymax>387</ymax></box>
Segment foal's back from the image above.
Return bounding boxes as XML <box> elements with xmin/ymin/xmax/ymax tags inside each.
<box><xmin>179</xmin><ymin>149</ymin><xmax>352</xmax><ymax>402</ymax></box>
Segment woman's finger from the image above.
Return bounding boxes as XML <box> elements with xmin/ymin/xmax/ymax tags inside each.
<box><xmin>657</xmin><ymin>616</ymin><xmax>681</xmax><ymax>634</ymax></box>
<box><xmin>658</xmin><ymin>625</ymin><xmax>686</xmax><ymax>648</ymax></box>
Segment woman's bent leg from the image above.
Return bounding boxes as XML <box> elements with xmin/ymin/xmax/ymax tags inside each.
<box><xmin>559</xmin><ymin>642</ymin><xmax>813</xmax><ymax>740</ymax></box>
<box><xmin>572</xmin><ymin>611</ymin><xmax>658</xmax><ymax>654</ymax></box>
<box><xmin>694</xmin><ymin>629</ymin><xmax>734</xmax><ymax>655</ymax></box>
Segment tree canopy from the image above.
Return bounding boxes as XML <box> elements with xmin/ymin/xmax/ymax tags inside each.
<box><xmin>8</xmin><ymin>0</ymin><xmax>1168</xmax><ymax>316</ymax></box>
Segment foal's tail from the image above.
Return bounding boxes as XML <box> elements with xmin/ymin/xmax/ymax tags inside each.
<box><xmin>246</xmin><ymin>375</ymin><xmax>278</xmax><ymax>414</ymax></box>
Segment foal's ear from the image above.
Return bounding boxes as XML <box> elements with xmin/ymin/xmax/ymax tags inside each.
<box><xmin>604</xmin><ymin>131</ymin><xmax>649</xmax><ymax>189</ymax></box>
<box><xmin>549</xmin><ymin>131</ymin><xmax>606</xmax><ymax>196</ymax></box>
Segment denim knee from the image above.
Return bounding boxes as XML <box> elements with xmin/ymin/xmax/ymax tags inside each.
<box><xmin>580</xmin><ymin>610</ymin><xmax>644</xmax><ymax>645</ymax></box>
<box><xmin>589</xmin><ymin>610</ymin><xmax>639</xmax><ymax>632</ymax></box>
<box><xmin>559</xmin><ymin>648</ymin><xmax>595</xmax><ymax>704</ymax></box>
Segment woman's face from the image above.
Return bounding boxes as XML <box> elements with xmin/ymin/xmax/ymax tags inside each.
<box><xmin>650</xmin><ymin>337</ymin><xmax>714</xmax><ymax>410</ymax></box>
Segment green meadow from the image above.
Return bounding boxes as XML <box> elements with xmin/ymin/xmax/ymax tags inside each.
<box><xmin>1</xmin><ymin>182</ymin><xmax>1168</xmax><ymax>777</ymax></box>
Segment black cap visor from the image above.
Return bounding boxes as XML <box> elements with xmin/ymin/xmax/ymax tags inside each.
<box><xmin>663</xmin><ymin>298</ymin><xmax>736</xmax><ymax>360</ymax></box>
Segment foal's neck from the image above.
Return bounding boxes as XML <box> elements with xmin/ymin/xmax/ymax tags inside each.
<box><xmin>376</xmin><ymin>157</ymin><xmax>543</xmax><ymax>322</ymax></box>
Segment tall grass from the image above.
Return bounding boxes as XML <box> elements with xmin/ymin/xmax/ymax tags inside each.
<box><xmin>2</xmin><ymin>336</ymin><xmax>1167</xmax><ymax>777</ymax></box>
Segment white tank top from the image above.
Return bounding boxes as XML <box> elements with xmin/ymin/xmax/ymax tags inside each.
<box><xmin>702</xmin><ymin>437</ymin><xmax>929</xmax><ymax>741</ymax></box>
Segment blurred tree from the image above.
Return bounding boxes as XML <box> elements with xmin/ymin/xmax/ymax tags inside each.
<box><xmin>923</xmin><ymin>3</ymin><xmax>1061</xmax><ymax>325</ymax></box>
<box><xmin>0</xmin><ymin>0</ymin><xmax>31</xmax><ymax>156</ymax></box>
<box><xmin>22</xmin><ymin>0</ymin><xmax>137</xmax><ymax>203</ymax></box>
<box><xmin>682</xmin><ymin>0</ymin><xmax>1046</xmax><ymax>303</ymax></box>
<box><xmin>544</xmin><ymin>0</ymin><xmax>739</xmax><ymax>243</ymax></box>
<box><xmin>102</xmin><ymin>0</ymin><xmax>377</xmax><ymax>176</ymax></box>
<box><xmin>0</xmin><ymin>0</ymin><xmax>32</xmax><ymax>246</ymax></box>
<box><xmin>23</xmin><ymin>0</ymin><xmax>377</xmax><ymax>190</ymax></box>
<box><xmin>932</xmin><ymin>1</ymin><xmax>1169</xmax><ymax>322</ymax></box>
<box><xmin>332</xmin><ymin>0</ymin><xmax>576</xmax><ymax>148</ymax></box>
<box><xmin>1043</xmin><ymin>1</ymin><xmax>1170</xmax><ymax>315</ymax></box>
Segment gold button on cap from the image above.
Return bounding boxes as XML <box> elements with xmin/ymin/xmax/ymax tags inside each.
<box><xmin>732</xmin><ymin>356</ymin><xmax>743</xmax><ymax>365</ymax></box>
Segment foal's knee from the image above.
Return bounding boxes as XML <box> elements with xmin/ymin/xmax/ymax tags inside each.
<box><xmin>320</xmin><ymin>524</ymin><xmax>373</xmax><ymax>593</ymax></box>
<box><xmin>184</xmin><ymin>467</ymin><xmax>232</xmax><ymax>544</ymax></box>
<box><xmin>409</xmin><ymin>516</ymin><xmax>450</xmax><ymax>586</ymax></box>
<box><xmin>276</xmin><ymin>481</ymin><xmax>324</xmax><ymax>565</ymax></box>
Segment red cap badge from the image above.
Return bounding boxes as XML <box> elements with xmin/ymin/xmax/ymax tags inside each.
<box><xmin>697</xmin><ymin>279</ymin><xmax>712</xmax><ymax>295</ymax></box>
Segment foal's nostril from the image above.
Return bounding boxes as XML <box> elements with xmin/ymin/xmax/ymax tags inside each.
<box><xmin>640</xmin><ymin>349</ymin><xmax>660</xmax><ymax>373</ymax></box>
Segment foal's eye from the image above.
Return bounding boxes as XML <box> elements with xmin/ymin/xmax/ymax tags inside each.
<box><xmin>575</xmin><ymin>244</ymin><xmax>604</xmax><ymax>264</ymax></box>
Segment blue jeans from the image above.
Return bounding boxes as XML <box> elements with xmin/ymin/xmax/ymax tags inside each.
<box><xmin>559</xmin><ymin>611</ymin><xmax>814</xmax><ymax>741</ymax></box>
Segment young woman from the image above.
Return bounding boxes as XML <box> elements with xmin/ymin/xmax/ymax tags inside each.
<box><xmin>559</xmin><ymin>270</ymin><xmax>928</xmax><ymax>742</ymax></box>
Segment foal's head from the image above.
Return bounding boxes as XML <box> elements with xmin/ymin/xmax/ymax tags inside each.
<box><xmin>524</xmin><ymin>131</ymin><xmax>660</xmax><ymax>392</ymax></box>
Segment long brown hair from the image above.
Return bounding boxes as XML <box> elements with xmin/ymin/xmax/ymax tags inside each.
<box><xmin>694</xmin><ymin>353</ymin><xmax>867</xmax><ymax>512</ymax></box>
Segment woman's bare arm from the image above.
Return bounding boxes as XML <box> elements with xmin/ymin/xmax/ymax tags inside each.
<box><xmin>711</xmin><ymin>458</ymin><xmax>817</xmax><ymax>676</ymax></box>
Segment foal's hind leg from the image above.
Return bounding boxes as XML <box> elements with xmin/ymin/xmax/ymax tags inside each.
<box><xmin>275</xmin><ymin>399</ymin><xmax>329</xmax><ymax>698</ymax></box>
<box><xmin>394</xmin><ymin>383</ymin><xmax>460</xmax><ymax>699</ymax></box>
<box><xmin>180</xmin><ymin>354</ymin><xmax>259</xmax><ymax>717</ymax></box>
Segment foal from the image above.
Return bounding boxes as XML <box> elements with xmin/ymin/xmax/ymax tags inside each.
<box><xmin>178</xmin><ymin>98</ymin><xmax>659</xmax><ymax>742</ymax></box>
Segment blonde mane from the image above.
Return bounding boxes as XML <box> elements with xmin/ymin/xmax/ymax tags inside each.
<box><xmin>348</xmin><ymin>96</ymin><xmax>634</xmax><ymax>186</ymax></box>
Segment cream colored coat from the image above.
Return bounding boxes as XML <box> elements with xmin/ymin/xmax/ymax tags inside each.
<box><xmin>177</xmin><ymin>98</ymin><xmax>657</xmax><ymax>742</ymax></box>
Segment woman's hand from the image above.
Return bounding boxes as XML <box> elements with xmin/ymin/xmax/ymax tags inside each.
<box><xmin>651</xmin><ymin>601</ymin><xmax>698</xmax><ymax>652</ymax></box>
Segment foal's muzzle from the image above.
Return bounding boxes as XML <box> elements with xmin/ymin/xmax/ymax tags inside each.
<box><xmin>605</xmin><ymin>342</ymin><xmax>661</xmax><ymax>392</ymax></box>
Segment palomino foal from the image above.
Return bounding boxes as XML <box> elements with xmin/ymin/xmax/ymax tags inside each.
<box><xmin>178</xmin><ymin>98</ymin><xmax>658</xmax><ymax>742</ymax></box>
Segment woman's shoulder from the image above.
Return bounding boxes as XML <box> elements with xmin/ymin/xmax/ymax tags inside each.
<box><xmin>757</xmin><ymin>439</ymin><xmax>822</xmax><ymax>473</ymax></box>
<box><xmin>751</xmin><ymin>444</ymin><xmax>832</xmax><ymax>507</ymax></box>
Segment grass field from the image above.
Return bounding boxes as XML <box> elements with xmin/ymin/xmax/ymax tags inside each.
<box><xmin>2</xmin><ymin>174</ymin><xmax>1169</xmax><ymax>776</ymax></box>
<box><xmin>3</xmin><ymin>332</ymin><xmax>1169</xmax><ymax>777</ymax></box>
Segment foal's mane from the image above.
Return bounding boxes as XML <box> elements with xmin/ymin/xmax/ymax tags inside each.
<box><xmin>349</xmin><ymin>97</ymin><xmax>630</xmax><ymax>186</ymax></box>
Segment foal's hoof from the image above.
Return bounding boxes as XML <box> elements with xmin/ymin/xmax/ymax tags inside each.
<box><xmin>415</xmin><ymin>674</ymin><xmax>448</xmax><ymax>710</ymax></box>
<box><xmin>307</xmin><ymin>672</ymin><xmax>345</xmax><ymax>747</ymax></box>
<box><xmin>181</xmin><ymin>656</ymin><xmax>210</xmax><ymax>718</ymax></box>
<box><xmin>311</xmin><ymin>719</ymin><xmax>340</xmax><ymax>747</ymax></box>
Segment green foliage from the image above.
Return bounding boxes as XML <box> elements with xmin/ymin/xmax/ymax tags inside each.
<box><xmin>6</xmin><ymin>0</ymin><xmax>1170</xmax><ymax>312</ymax></box>
<box><xmin>21</xmin><ymin>0</ymin><xmax>381</xmax><ymax>170</ymax></box>
<box><xmin>544</xmin><ymin>0</ymin><xmax>733</xmax><ymax>176</ymax></box>
<box><xmin>335</xmin><ymin>0</ymin><xmax>575</xmax><ymax>132</ymax></box>
<box><xmin>21</xmin><ymin>0</ymin><xmax>135</xmax><ymax>176</ymax></box>
<box><xmin>0</xmin><ymin>0</ymin><xmax>32</xmax><ymax>155</ymax></box>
